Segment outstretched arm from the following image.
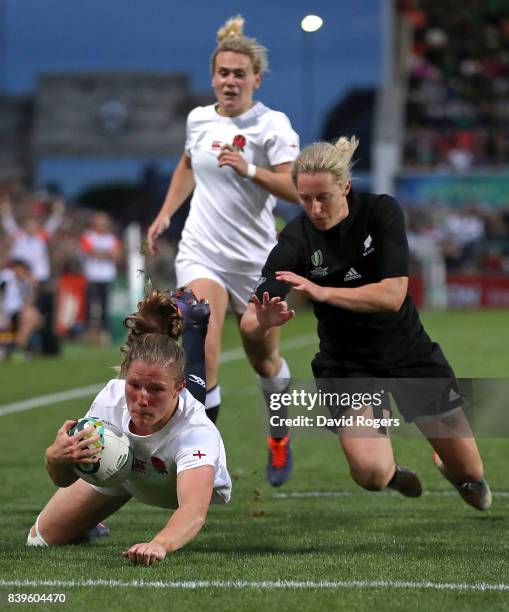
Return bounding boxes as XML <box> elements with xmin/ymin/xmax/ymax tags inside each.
<box><xmin>45</xmin><ymin>197</ymin><xmax>66</xmax><ymax>235</ymax></box>
<box><xmin>275</xmin><ymin>271</ymin><xmax>408</xmax><ymax>313</ymax></box>
<box><xmin>147</xmin><ymin>153</ymin><xmax>195</xmax><ymax>254</ymax></box>
<box><xmin>1</xmin><ymin>198</ymin><xmax>18</xmax><ymax>234</ymax></box>
<box><xmin>240</xmin><ymin>291</ymin><xmax>295</xmax><ymax>340</ymax></box>
<box><xmin>122</xmin><ymin>465</ymin><xmax>214</xmax><ymax>566</ymax></box>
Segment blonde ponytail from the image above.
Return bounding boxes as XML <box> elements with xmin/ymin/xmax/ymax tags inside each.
<box><xmin>291</xmin><ymin>136</ymin><xmax>359</xmax><ymax>187</ymax></box>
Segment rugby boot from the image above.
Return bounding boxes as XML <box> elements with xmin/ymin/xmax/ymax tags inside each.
<box><xmin>171</xmin><ymin>287</ymin><xmax>210</xmax><ymax>332</ymax></box>
<box><xmin>267</xmin><ymin>435</ymin><xmax>293</xmax><ymax>487</ymax></box>
<box><xmin>388</xmin><ymin>464</ymin><xmax>423</xmax><ymax>498</ymax></box>
<box><xmin>432</xmin><ymin>452</ymin><xmax>492</xmax><ymax>510</ymax></box>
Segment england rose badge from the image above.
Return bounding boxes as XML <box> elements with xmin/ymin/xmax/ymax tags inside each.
<box><xmin>232</xmin><ymin>134</ymin><xmax>246</xmax><ymax>152</ymax></box>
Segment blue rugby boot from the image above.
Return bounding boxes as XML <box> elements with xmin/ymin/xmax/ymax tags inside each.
<box><xmin>171</xmin><ymin>287</ymin><xmax>210</xmax><ymax>332</ymax></box>
<box><xmin>267</xmin><ymin>435</ymin><xmax>293</xmax><ymax>487</ymax></box>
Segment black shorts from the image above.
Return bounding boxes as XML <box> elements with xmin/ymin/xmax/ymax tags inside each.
<box><xmin>311</xmin><ymin>343</ymin><xmax>464</xmax><ymax>423</ymax></box>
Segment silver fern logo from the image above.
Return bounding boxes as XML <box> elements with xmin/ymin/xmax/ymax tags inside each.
<box><xmin>311</xmin><ymin>250</ymin><xmax>323</xmax><ymax>267</ymax></box>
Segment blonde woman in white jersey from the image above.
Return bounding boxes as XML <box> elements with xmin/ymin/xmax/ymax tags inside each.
<box><xmin>147</xmin><ymin>16</ymin><xmax>300</xmax><ymax>486</ymax></box>
<box><xmin>27</xmin><ymin>291</ymin><xmax>231</xmax><ymax>565</ymax></box>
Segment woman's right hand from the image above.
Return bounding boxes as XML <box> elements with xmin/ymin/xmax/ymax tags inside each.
<box><xmin>147</xmin><ymin>216</ymin><xmax>171</xmax><ymax>255</ymax></box>
<box><xmin>251</xmin><ymin>292</ymin><xmax>295</xmax><ymax>329</ymax></box>
<box><xmin>45</xmin><ymin>420</ymin><xmax>101</xmax><ymax>467</ymax></box>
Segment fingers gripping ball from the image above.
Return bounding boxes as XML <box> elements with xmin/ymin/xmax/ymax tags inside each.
<box><xmin>68</xmin><ymin>417</ymin><xmax>133</xmax><ymax>487</ymax></box>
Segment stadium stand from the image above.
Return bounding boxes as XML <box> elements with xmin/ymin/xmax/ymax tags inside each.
<box><xmin>398</xmin><ymin>0</ymin><xmax>509</xmax><ymax>169</ymax></box>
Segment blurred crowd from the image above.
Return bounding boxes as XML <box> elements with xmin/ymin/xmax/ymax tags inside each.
<box><xmin>1</xmin><ymin>184</ymin><xmax>509</xmax><ymax>362</ymax></box>
<box><xmin>398</xmin><ymin>0</ymin><xmax>509</xmax><ymax>169</ymax></box>
<box><xmin>406</xmin><ymin>202</ymin><xmax>509</xmax><ymax>274</ymax></box>
<box><xmin>0</xmin><ymin>189</ymin><xmax>124</xmax><ymax>361</ymax></box>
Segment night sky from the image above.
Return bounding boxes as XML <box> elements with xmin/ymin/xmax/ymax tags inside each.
<box><xmin>2</xmin><ymin>0</ymin><xmax>382</xmax><ymax>194</ymax></box>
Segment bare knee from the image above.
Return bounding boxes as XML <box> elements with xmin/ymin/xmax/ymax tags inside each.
<box><xmin>350</xmin><ymin>462</ymin><xmax>395</xmax><ymax>491</ymax></box>
<box><xmin>32</xmin><ymin>521</ymin><xmax>67</xmax><ymax>545</ymax></box>
<box><xmin>240</xmin><ymin>326</ymin><xmax>282</xmax><ymax>378</ymax></box>
<box><xmin>250</xmin><ymin>355</ymin><xmax>281</xmax><ymax>378</ymax></box>
<box><xmin>27</xmin><ymin>522</ymin><xmax>54</xmax><ymax>547</ymax></box>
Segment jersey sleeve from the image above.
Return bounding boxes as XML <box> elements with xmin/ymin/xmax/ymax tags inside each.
<box><xmin>174</xmin><ymin>427</ymin><xmax>221</xmax><ymax>474</ymax></box>
<box><xmin>184</xmin><ymin>109</ymin><xmax>195</xmax><ymax>157</ymax></box>
<box><xmin>252</xmin><ymin>233</ymin><xmax>301</xmax><ymax>301</ymax></box>
<box><xmin>85</xmin><ymin>379</ymin><xmax>125</xmax><ymax>421</ymax></box>
<box><xmin>372</xmin><ymin>196</ymin><xmax>409</xmax><ymax>279</ymax></box>
<box><xmin>263</xmin><ymin>112</ymin><xmax>300</xmax><ymax>167</ymax></box>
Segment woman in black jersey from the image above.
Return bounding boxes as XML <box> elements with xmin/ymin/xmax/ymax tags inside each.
<box><xmin>241</xmin><ymin>136</ymin><xmax>491</xmax><ymax>511</ymax></box>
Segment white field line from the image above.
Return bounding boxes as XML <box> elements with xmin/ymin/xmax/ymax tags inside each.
<box><xmin>0</xmin><ymin>334</ymin><xmax>316</xmax><ymax>417</ymax></box>
<box><xmin>274</xmin><ymin>490</ymin><xmax>509</xmax><ymax>499</ymax></box>
<box><xmin>1</xmin><ymin>578</ymin><xmax>508</xmax><ymax>592</ymax></box>
<box><xmin>0</xmin><ymin>384</ymin><xmax>104</xmax><ymax>417</ymax></box>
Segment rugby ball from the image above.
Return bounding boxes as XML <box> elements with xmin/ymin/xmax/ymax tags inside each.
<box><xmin>68</xmin><ymin>417</ymin><xmax>133</xmax><ymax>487</ymax></box>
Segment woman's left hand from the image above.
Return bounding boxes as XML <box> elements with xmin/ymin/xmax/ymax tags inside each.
<box><xmin>275</xmin><ymin>271</ymin><xmax>328</xmax><ymax>302</ymax></box>
<box><xmin>217</xmin><ymin>144</ymin><xmax>249</xmax><ymax>177</ymax></box>
<box><xmin>122</xmin><ymin>542</ymin><xmax>167</xmax><ymax>566</ymax></box>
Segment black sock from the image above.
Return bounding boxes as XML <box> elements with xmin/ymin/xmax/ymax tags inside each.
<box><xmin>205</xmin><ymin>405</ymin><xmax>220</xmax><ymax>423</ymax></box>
<box><xmin>182</xmin><ymin>325</ymin><xmax>206</xmax><ymax>405</ymax></box>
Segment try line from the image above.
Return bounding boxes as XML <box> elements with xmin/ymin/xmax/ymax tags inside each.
<box><xmin>0</xmin><ymin>334</ymin><xmax>316</xmax><ymax>417</ymax></box>
<box><xmin>1</xmin><ymin>578</ymin><xmax>508</xmax><ymax>592</ymax></box>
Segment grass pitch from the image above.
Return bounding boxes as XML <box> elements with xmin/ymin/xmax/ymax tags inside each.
<box><xmin>1</xmin><ymin>308</ymin><xmax>508</xmax><ymax>611</ymax></box>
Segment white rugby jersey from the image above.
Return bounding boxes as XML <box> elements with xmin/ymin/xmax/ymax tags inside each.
<box><xmin>80</xmin><ymin>230</ymin><xmax>120</xmax><ymax>283</ymax></box>
<box><xmin>3</xmin><ymin>211</ymin><xmax>62</xmax><ymax>282</ymax></box>
<box><xmin>178</xmin><ymin>101</ymin><xmax>299</xmax><ymax>274</ymax></box>
<box><xmin>85</xmin><ymin>379</ymin><xmax>231</xmax><ymax>508</ymax></box>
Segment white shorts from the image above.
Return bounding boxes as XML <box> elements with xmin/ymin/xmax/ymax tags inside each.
<box><xmin>89</xmin><ymin>482</ymin><xmax>129</xmax><ymax>497</ymax></box>
<box><xmin>175</xmin><ymin>257</ymin><xmax>258</xmax><ymax>314</ymax></box>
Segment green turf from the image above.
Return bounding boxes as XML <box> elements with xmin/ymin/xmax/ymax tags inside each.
<box><xmin>1</xmin><ymin>308</ymin><xmax>508</xmax><ymax>611</ymax></box>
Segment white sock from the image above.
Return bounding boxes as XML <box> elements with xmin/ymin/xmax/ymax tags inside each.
<box><xmin>260</xmin><ymin>359</ymin><xmax>291</xmax><ymax>393</ymax></box>
<box><xmin>205</xmin><ymin>385</ymin><xmax>221</xmax><ymax>410</ymax></box>
<box><xmin>26</xmin><ymin>516</ymin><xmax>48</xmax><ymax>547</ymax></box>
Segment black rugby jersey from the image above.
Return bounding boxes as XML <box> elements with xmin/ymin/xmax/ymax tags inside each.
<box><xmin>253</xmin><ymin>189</ymin><xmax>431</xmax><ymax>366</ymax></box>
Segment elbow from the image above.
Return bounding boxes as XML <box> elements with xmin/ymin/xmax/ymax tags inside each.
<box><xmin>379</xmin><ymin>279</ymin><xmax>407</xmax><ymax>312</ymax></box>
<box><xmin>189</xmin><ymin>512</ymin><xmax>207</xmax><ymax>535</ymax></box>
<box><xmin>45</xmin><ymin>460</ymin><xmax>77</xmax><ymax>488</ymax></box>
<box><xmin>386</xmin><ymin>294</ymin><xmax>406</xmax><ymax>312</ymax></box>
<box><xmin>195</xmin><ymin>514</ymin><xmax>207</xmax><ymax>530</ymax></box>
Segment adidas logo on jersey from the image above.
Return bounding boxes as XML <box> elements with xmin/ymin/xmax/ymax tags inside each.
<box><xmin>344</xmin><ymin>267</ymin><xmax>362</xmax><ymax>281</ymax></box>
<box><xmin>448</xmin><ymin>387</ymin><xmax>461</xmax><ymax>402</ymax></box>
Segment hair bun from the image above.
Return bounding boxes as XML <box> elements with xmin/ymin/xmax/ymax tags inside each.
<box><xmin>334</xmin><ymin>136</ymin><xmax>359</xmax><ymax>157</ymax></box>
<box><xmin>123</xmin><ymin>290</ymin><xmax>183</xmax><ymax>341</ymax></box>
<box><xmin>217</xmin><ymin>15</ymin><xmax>245</xmax><ymax>42</ymax></box>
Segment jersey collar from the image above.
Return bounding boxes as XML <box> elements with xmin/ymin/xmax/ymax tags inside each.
<box><xmin>214</xmin><ymin>101</ymin><xmax>265</xmax><ymax>124</ymax></box>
